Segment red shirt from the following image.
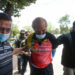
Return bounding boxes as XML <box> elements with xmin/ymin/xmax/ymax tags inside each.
<box><xmin>30</xmin><ymin>39</ymin><xmax>52</xmax><ymax>68</ymax></box>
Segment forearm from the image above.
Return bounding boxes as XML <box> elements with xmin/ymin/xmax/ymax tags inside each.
<box><xmin>12</xmin><ymin>46</ymin><xmax>31</xmax><ymax>55</ymax></box>
<box><xmin>13</xmin><ymin>48</ymin><xmax>23</xmax><ymax>55</ymax></box>
<box><xmin>51</xmin><ymin>49</ymin><xmax>56</xmax><ymax>57</ymax></box>
<box><xmin>22</xmin><ymin>51</ymin><xmax>30</xmax><ymax>56</ymax></box>
<box><xmin>57</xmin><ymin>34</ymin><xmax>65</xmax><ymax>45</ymax></box>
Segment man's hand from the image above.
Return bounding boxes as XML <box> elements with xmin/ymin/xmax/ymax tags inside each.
<box><xmin>23</xmin><ymin>46</ymin><xmax>37</xmax><ymax>53</ymax></box>
<box><xmin>21</xmin><ymin>51</ymin><xmax>30</xmax><ymax>56</ymax></box>
<box><xmin>30</xmin><ymin>48</ymin><xmax>37</xmax><ymax>53</ymax></box>
<box><xmin>12</xmin><ymin>48</ymin><xmax>24</xmax><ymax>55</ymax></box>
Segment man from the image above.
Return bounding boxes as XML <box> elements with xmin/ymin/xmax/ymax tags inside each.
<box><xmin>0</xmin><ymin>13</ymin><xmax>24</xmax><ymax>75</ymax></box>
<box><xmin>21</xmin><ymin>31</ymin><xmax>30</xmax><ymax>75</ymax></box>
<box><xmin>24</xmin><ymin>17</ymin><xmax>57</xmax><ymax>75</ymax></box>
<box><xmin>15</xmin><ymin>30</ymin><xmax>30</xmax><ymax>75</ymax></box>
<box><xmin>15</xmin><ymin>29</ymin><xmax>26</xmax><ymax>74</ymax></box>
<box><xmin>25</xmin><ymin>31</ymin><xmax>30</xmax><ymax>37</ymax></box>
<box><xmin>57</xmin><ymin>21</ymin><xmax>75</xmax><ymax>75</ymax></box>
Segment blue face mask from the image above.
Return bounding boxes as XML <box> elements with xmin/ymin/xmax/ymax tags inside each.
<box><xmin>0</xmin><ymin>33</ymin><xmax>10</xmax><ymax>42</ymax></box>
<box><xmin>36</xmin><ymin>33</ymin><xmax>46</xmax><ymax>39</ymax></box>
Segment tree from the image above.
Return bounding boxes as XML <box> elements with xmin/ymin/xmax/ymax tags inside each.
<box><xmin>54</xmin><ymin>28</ymin><xmax>60</xmax><ymax>34</ymax></box>
<box><xmin>22</xmin><ymin>25</ymin><xmax>33</xmax><ymax>33</ymax></box>
<box><xmin>47</xmin><ymin>23</ymin><xmax>55</xmax><ymax>33</ymax></box>
<box><xmin>11</xmin><ymin>24</ymin><xmax>19</xmax><ymax>37</ymax></box>
<box><xmin>0</xmin><ymin>0</ymin><xmax>36</xmax><ymax>16</ymax></box>
<box><xmin>58</xmin><ymin>15</ymin><xmax>70</xmax><ymax>34</ymax></box>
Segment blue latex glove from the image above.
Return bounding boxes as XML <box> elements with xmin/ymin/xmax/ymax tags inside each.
<box><xmin>51</xmin><ymin>49</ymin><xmax>56</xmax><ymax>58</ymax></box>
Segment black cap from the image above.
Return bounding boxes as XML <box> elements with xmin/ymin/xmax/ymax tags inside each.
<box><xmin>20</xmin><ymin>30</ymin><xmax>25</xmax><ymax>33</ymax></box>
<box><xmin>73</xmin><ymin>21</ymin><xmax>75</xmax><ymax>27</ymax></box>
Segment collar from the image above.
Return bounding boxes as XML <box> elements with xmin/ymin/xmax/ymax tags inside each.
<box><xmin>32</xmin><ymin>32</ymin><xmax>48</xmax><ymax>45</ymax></box>
<box><xmin>0</xmin><ymin>41</ymin><xmax>8</xmax><ymax>45</ymax></box>
<box><xmin>32</xmin><ymin>32</ymin><xmax>47</xmax><ymax>40</ymax></box>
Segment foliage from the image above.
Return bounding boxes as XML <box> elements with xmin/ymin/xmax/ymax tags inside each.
<box><xmin>22</xmin><ymin>25</ymin><xmax>33</xmax><ymax>33</ymax></box>
<box><xmin>58</xmin><ymin>14</ymin><xmax>70</xmax><ymax>34</ymax></box>
<box><xmin>54</xmin><ymin>28</ymin><xmax>60</xmax><ymax>34</ymax></box>
<box><xmin>22</xmin><ymin>23</ymin><xmax>60</xmax><ymax>34</ymax></box>
<box><xmin>9</xmin><ymin>37</ymin><xmax>16</xmax><ymax>47</ymax></box>
<box><xmin>47</xmin><ymin>23</ymin><xmax>55</xmax><ymax>33</ymax></box>
<box><xmin>11</xmin><ymin>24</ymin><xmax>19</xmax><ymax>37</ymax></box>
<box><xmin>0</xmin><ymin>0</ymin><xmax>36</xmax><ymax>16</ymax></box>
<box><xmin>10</xmin><ymin>38</ymin><xmax>16</xmax><ymax>41</ymax></box>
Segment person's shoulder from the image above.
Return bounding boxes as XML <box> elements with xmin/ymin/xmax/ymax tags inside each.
<box><xmin>4</xmin><ymin>41</ymin><xmax>12</xmax><ymax>48</ymax></box>
<box><xmin>27</xmin><ymin>33</ymin><xmax>34</xmax><ymax>39</ymax></box>
<box><xmin>46</xmin><ymin>32</ymin><xmax>55</xmax><ymax>38</ymax></box>
<box><xmin>25</xmin><ymin>33</ymin><xmax>34</xmax><ymax>45</ymax></box>
<box><xmin>26</xmin><ymin>33</ymin><xmax>34</xmax><ymax>42</ymax></box>
<box><xmin>62</xmin><ymin>33</ymin><xmax>70</xmax><ymax>37</ymax></box>
<box><xmin>57</xmin><ymin>33</ymin><xmax>70</xmax><ymax>39</ymax></box>
<box><xmin>64</xmin><ymin>33</ymin><xmax>71</xmax><ymax>39</ymax></box>
<box><xmin>46</xmin><ymin>32</ymin><xmax>53</xmax><ymax>35</ymax></box>
<box><xmin>65</xmin><ymin>33</ymin><xmax>70</xmax><ymax>36</ymax></box>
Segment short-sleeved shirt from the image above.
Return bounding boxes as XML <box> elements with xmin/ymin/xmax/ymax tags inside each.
<box><xmin>25</xmin><ymin>32</ymin><xmax>57</xmax><ymax>68</ymax></box>
<box><xmin>0</xmin><ymin>41</ymin><xmax>13</xmax><ymax>75</ymax></box>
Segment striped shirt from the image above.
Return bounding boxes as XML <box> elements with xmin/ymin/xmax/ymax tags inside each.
<box><xmin>0</xmin><ymin>41</ymin><xmax>13</xmax><ymax>75</ymax></box>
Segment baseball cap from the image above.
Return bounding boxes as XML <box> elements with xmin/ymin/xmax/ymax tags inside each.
<box><xmin>20</xmin><ymin>30</ymin><xmax>25</xmax><ymax>33</ymax></box>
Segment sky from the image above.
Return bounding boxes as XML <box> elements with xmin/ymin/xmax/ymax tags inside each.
<box><xmin>13</xmin><ymin>0</ymin><xmax>75</xmax><ymax>30</ymax></box>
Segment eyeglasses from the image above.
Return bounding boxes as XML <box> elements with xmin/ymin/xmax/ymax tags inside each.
<box><xmin>0</xmin><ymin>27</ymin><xmax>11</xmax><ymax>33</ymax></box>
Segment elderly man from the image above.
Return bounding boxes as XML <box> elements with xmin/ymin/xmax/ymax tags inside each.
<box><xmin>0</xmin><ymin>13</ymin><xmax>24</xmax><ymax>75</ymax></box>
<box><xmin>24</xmin><ymin>17</ymin><xmax>57</xmax><ymax>75</ymax></box>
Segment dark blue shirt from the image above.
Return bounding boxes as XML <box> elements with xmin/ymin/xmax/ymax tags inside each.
<box><xmin>0</xmin><ymin>41</ymin><xmax>13</xmax><ymax>75</ymax></box>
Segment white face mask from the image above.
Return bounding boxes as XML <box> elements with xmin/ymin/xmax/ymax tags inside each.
<box><xmin>36</xmin><ymin>33</ymin><xmax>46</xmax><ymax>39</ymax></box>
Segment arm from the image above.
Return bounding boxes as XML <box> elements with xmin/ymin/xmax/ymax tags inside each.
<box><xmin>51</xmin><ymin>49</ymin><xmax>56</xmax><ymax>57</ymax></box>
<box><xmin>51</xmin><ymin>35</ymin><xmax>57</xmax><ymax>49</ymax></box>
<box><xmin>48</xmin><ymin>33</ymin><xmax>58</xmax><ymax>49</ymax></box>
<box><xmin>21</xmin><ymin>51</ymin><xmax>31</xmax><ymax>56</ymax></box>
<box><xmin>13</xmin><ymin>37</ymin><xmax>32</xmax><ymax>55</ymax></box>
<box><xmin>57</xmin><ymin>34</ymin><xmax>65</xmax><ymax>45</ymax></box>
<box><xmin>12</xmin><ymin>46</ymin><xmax>33</xmax><ymax>55</ymax></box>
<box><xmin>12</xmin><ymin>48</ymin><xmax>24</xmax><ymax>55</ymax></box>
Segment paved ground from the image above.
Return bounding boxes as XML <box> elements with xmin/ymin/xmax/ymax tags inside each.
<box><xmin>13</xmin><ymin>45</ymin><xmax>64</xmax><ymax>75</ymax></box>
<box><xmin>53</xmin><ymin>45</ymin><xmax>63</xmax><ymax>75</ymax></box>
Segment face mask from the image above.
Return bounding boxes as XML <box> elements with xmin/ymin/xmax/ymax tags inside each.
<box><xmin>0</xmin><ymin>33</ymin><xmax>10</xmax><ymax>42</ymax></box>
<box><xmin>36</xmin><ymin>33</ymin><xmax>46</xmax><ymax>39</ymax></box>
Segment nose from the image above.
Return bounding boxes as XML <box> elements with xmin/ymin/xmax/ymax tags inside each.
<box><xmin>1</xmin><ymin>30</ymin><xmax>7</xmax><ymax>34</ymax></box>
<box><xmin>39</xmin><ymin>31</ymin><xmax>43</xmax><ymax>35</ymax></box>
